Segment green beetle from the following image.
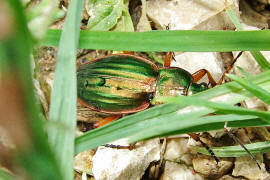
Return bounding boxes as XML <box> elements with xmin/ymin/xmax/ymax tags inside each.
<box><xmin>77</xmin><ymin>54</ymin><xmax>208</xmax><ymax>114</ymax></box>
<box><xmin>77</xmin><ymin>53</ymin><xmax>258</xmax><ymax>165</ymax></box>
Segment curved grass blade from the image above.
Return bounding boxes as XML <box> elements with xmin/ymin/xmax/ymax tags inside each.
<box><xmin>250</xmin><ymin>51</ymin><xmax>270</xmax><ymax>71</ymax></box>
<box><xmin>47</xmin><ymin>0</ymin><xmax>83</xmax><ymax>179</ymax></box>
<box><xmin>227</xmin><ymin>74</ymin><xmax>270</xmax><ymax>105</ymax></box>
<box><xmin>75</xmin><ymin>70</ymin><xmax>270</xmax><ymax>154</ymax></box>
<box><xmin>226</xmin><ymin>5</ymin><xmax>270</xmax><ymax>71</ymax></box>
<box><xmin>196</xmin><ymin>141</ymin><xmax>270</xmax><ymax>157</ymax></box>
<box><xmin>164</xmin><ymin>96</ymin><xmax>270</xmax><ymax>123</ymax></box>
<box><xmin>42</xmin><ymin>29</ymin><xmax>270</xmax><ymax>52</ymax></box>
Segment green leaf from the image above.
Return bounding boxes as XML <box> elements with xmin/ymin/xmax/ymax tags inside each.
<box><xmin>196</xmin><ymin>141</ymin><xmax>270</xmax><ymax>157</ymax></box>
<box><xmin>47</xmin><ymin>0</ymin><xmax>83</xmax><ymax>179</ymax></box>
<box><xmin>26</xmin><ymin>0</ymin><xmax>59</xmax><ymax>39</ymax></box>
<box><xmin>112</xmin><ymin>0</ymin><xmax>134</xmax><ymax>32</ymax></box>
<box><xmin>227</xmin><ymin>74</ymin><xmax>270</xmax><ymax>105</ymax></box>
<box><xmin>75</xmin><ymin>70</ymin><xmax>270</xmax><ymax>154</ymax></box>
<box><xmin>42</xmin><ymin>29</ymin><xmax>270</xmax><ymax>52</ymax></box>
<box><xmin>226</xmin><ymin>5</ymin><xmax>270</xmax><ymax>71</ymax></box>
<box><xmin>87</xmin><ymin>0</ymin><xmax>123</xmax><ymax>30</ymax></box>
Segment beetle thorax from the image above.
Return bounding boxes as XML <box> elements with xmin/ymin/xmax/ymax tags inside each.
<box><xmin>151</xmin><ymin>67</ymin><xmax>194</xmax><ymax>105</ymax></box>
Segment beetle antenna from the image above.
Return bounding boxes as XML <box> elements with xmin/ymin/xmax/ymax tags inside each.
<box><xmin>172</xmin><ymin>52</ymin><xmax>176</xmax><ymax>62</ymax></box>
<box><xmin>217</xmin><ymin>51</ymin><xmax>243</xmax><ymax>85</ymax></box>
<box><xmin>188</xmin><ymin>133</ymin><xmax>219</xmax><ymax>163</ymax></box>
<box><xmin>223</xmin><ymin>124</ymin><xmax>261</xmax><ymax>169</ymax></box>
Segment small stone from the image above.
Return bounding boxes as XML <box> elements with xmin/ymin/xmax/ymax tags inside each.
<box><xmin>74</xmin><ymin>150</ymin><xmax>95</xmax><ymax>176</ymax></box>
<box><xmin>92</xmin><ymin>138</ymin><xmax>160</xmax><ymax>180</ymax></box>
<box><xmin>236</xmin><ymin>128</ymin><xmax>253</xmax><ymax>144</ymax></box>
<box><xmin>240</xmin><ymin>0</ymin><xmax>268</xmax><ymax>29</ymax></box>
<box><xmin>164</xmin><ymin>138</ymin><xmax>193</xmax><ymax>165</ymax></box>
<box><xmin>193</xmin><ymin>155</ymin><xmax>234</xmax><ymax>179</ymax></box>
<box><xmin>218</xmin><ymin>174</ymin><xmax>246</xmax><ymax>180</ymax></box>
<box><xmin>136</xmin><ymin>0</ymin><xmax>151</xmax><ymax>32</ymax></box>
<box><xmin>146</xmin><ymin>0</ymin><xmax>239</xmax><ymax>30</ymax></box>
<box><xmin>160</xmin><ymin>161</ymin><xmax>203</xmax><ymax>180</ymax></box>
<box><xmin>232</xmin><ymin>155</ymin><xmax>270</xmax><ymax>180</ymax></box>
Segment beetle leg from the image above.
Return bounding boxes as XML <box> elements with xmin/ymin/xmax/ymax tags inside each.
<box><xmin>188</xmin><ymin>133</ymin><xmax>219</xmax><ymax>163</ymax></box>
<box><xmin>192</xmin><ymin>69</ymin><xmax>217</xmax><ymax>87</ymax></box>
<box><xmin>192</xmin><ymin>51</ymin><xmax>243</xmax><ymax>87</ymax></box>
<box><xmin>93</xmin><ymin>115</ymin><xmax>122</xmax><ymax>128</ymax></box>
<box><xmin>217</xmin><ymin>51</ymin><xmax>243</xmax><ymax>85</ymax></box>
<box><xmin>94</xmin><ymin>115</ymin><xmax>136</xmax><ymax>150</ymax></box>
<box><xmin>223</xmin><ymin>123</ymin><xmax>261</xmax><ymax>169</ymax></box>
<box><xmin>104</xmin><ymin>143</ymin><xmax>136</xmax><ymax>150</ymax></box>
<box><xmin>164</xmin><ymin>52</ymin><xmax>173</xmax><ymax>67</ymax></box>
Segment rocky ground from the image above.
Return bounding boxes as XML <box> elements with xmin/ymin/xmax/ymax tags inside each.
<box><xmin>33</xmin><ymin>0</ymin><xmax>270</xmax><ymax>179</ymax></box>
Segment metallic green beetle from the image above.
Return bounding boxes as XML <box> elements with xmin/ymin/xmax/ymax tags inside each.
<box><xmin>77</xmin><ymin>54</ymin><xmax>208</xmax><ymax>114</ymax></box>
<box><xmin>77</xmin><ymin>53</ymin><xmax>261</xmax><ymax>166</ymax></box>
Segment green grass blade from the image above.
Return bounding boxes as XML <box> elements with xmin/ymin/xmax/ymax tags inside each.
<box><xmin>164</xmin><ymin>96</ymin><xmax>270</xmax><ymax>123</ymax></box>
<box><xmin>227</xmin><ymin>74</ymin><xmax>270</xmax><ymax>105</ymax></box>
<box><xmin>226</xmin><ymin>6</ymin><xmax>243</xmax><ymax>30</ymax></box>
<box><xmin>75</xmin><ymin>70</ymin><xmax>270</xmax><ymax>154</ymax></box>
<box><xmin>48</xmin><ymin>0</ymin><xmax>83</xmax><ymax>179</ymax></box>
<box><xmin>127</xmin><ymin>100</ymin><xmax>270</xmax><ymax>142</ymax></box>
<box><xmin>237</xmin><ymin>66</ymin><xmax>252</xmax><ymax>78</ymax></box>
<box><xmin>2</xmin><ymin>0</ymin><xmax>62</xmax><ymax>179</ymax></box>
<box><xmin>226</xmin><ymin>5</ymin><xmax>270</xmax><ymax>71</ymax></box>
<box><xmin>250</xmin><ymin>51</ymin><xmax>270</xmax><ymax>71</ymax></box>
<box><xmin>41</xmin><ymin>29</ymin><xmax>270</xmax><ymax>52</ymax></box>
<box><xmin>196</xmin><ymin>141</ymin><xmax>270</xmax><ymax>157</ymax></box>
<box><xmin>0</xmin><ymin>170</ymin><xmax>16</xmax><ymax>180</ymax></box>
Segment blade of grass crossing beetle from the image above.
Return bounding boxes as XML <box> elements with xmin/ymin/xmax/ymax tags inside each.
<box><xmin>41</xmin><ymin>29</ymin><xmax>270</xmax><ymax>52</ymax></box>
<box><xmin>161</xmin><ymin>118</ymin><xmax>268</xmax><ymax>137</ymax></box>
<box><xmin>128</xmin><ymin>114</ymin><xmax>266</xmax><ymax>143</ymax></box>
<box><xmin>127</xmin><ymin>97</ymin><xmax>270</xmax><ymax>143</ymax></box>
<box><xmin>75</xmin><ymin>73</ymin><xmax>270</xmax><ymax>153</ymax></box>
<box><xmin>196</xmin><ymin>141</ymin><xmax>270</xmax><ymax>157</ymax></box>
<box><xmin>48</xmin><ymin>0</ymin><xmax>83</xmax><ymax>179</ymax></box>
<box><xmin>165</xmin><ymin>96</ymin><xmax>270</xmax><ymax>123</ymax></box>
<box><xmin>75</xmin><ymin>71</ymin><xmax>270</xmax><ymax>153</ymax></box>
<box><xmin>127</xmin><ymin>72</ymin><xmax>270</xmax><ymax>142</ymax></box>
<box><xmin>226</xmin><ymin>5</ymin><xmax>270</xmax><ymax>71</ymax></box>
<box><xmin>227</xmin><ymin>74</ymin><xmax>270</xmax><ymax>105</ymax></box>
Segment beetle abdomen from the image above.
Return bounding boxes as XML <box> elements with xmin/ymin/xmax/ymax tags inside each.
<box><xmin>77</xmin><ymin>54</ymin><xmax>158</xmax><ymax>114</ymax></box>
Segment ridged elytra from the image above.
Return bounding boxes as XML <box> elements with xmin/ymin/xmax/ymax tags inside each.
<box><xmin>77</xmin><ymin>54</ymin><xmax>208</xmax><ymax>114</ymax></box>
